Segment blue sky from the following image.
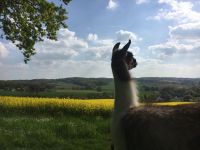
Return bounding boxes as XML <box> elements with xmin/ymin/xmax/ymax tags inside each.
<box><xmin>0</xmin><ymin>0</ymin><xmax>200</xmax><ymax>79</ymax></box>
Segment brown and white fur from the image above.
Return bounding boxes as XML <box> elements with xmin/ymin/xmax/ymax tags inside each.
<box><xmin>111</xmin><ymin>40</ymin><xmax>200</xmax><ymax>150</ymax></box>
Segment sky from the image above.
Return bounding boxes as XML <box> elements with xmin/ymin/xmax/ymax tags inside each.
<box><xmin>0</xmin><ymin>0</ymin><xmax>200</xmax><ymax>80</ymax></box>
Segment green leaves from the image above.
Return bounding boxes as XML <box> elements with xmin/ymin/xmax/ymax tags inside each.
<box><xmin>0</xmin><ymin>0</ymin><xmax>71</xmax><ymax>63</ymax></box>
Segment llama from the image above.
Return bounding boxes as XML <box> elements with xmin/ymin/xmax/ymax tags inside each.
<box><xmin>111</xmin><ymin>40</ymin><xmax>200</xmax><ymax>150</ymax></box>
<box><xmin>111</xmin><ymin>39</ymin><xmax>139</xmax><ymax>150</ymax></box>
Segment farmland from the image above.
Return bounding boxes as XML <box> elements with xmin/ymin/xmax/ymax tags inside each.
<box><xmin>0</xmin><ymin>97</ymin><xmax>113</xmax><ymax>116</ymax></box>
<box><xmin>0</xmin><ymin>77</ymin><xmax>200</xmax><ymax>102</ymax></box>
<box><xmin>0</xmin><ymin>96</ymin><xmax>195</xmax><ymax>150</ymax></box>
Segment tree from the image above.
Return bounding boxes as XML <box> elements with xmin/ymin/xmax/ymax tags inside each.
<box><xmin>0</xmin><ymin>0</ymin><xmax>71</xmax><ymax>63</ymax></box>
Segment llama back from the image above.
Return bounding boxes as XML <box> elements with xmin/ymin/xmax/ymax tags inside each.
<box><xmin>122</xmin><ymin>104</ymin><xmax>200</xmax><ymax>150</ymax></box>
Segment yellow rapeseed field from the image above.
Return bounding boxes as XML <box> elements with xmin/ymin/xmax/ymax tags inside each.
<box><xmin>0</xmin><ymin>96</ymin><xmax>114</xmax><ymax>115</ymax></box>
<box><xmin>0</xmin><ymin>96</ymin><xmax>194</xmax><ymax>115</ymax></box>
<box><xmin>154</xmin><ymin>101</ymin><xmax>194</xmax><ymax>106</ymax></box>
<box><xmin>0</xmin><ymin>96</ymin><xmax>113</xmax><ymax>109</ymax></box>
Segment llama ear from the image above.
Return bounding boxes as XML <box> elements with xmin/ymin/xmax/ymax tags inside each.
<box><xmin>113</xmin><ymin>42</ymin><xmax>120</xmax><ymax>53</ymax></box>
<box><xmin>122</xmin><ymin>39</ymin><xmax>131</xmax><ymax>52</ymax></box>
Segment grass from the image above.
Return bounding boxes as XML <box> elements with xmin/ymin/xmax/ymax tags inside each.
<box><xmin>0</xmin><ymin>96</ymin><xmax>195</xmax><ymax>150</ymax></box>
<box><xmin>0</xmin><ymin>114</ymin><xmax>111</xmax><ymax>150</ymax></box>
<box><xmin>0</xmin><ymin>96</ymin><xmax>113</xmax><ymax>150</ymax></box>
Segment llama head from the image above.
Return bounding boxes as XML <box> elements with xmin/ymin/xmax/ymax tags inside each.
<box><xmin>112</xmin><ymin>39</ymin><xmax>137</xmax><ymax>70</ymax></box>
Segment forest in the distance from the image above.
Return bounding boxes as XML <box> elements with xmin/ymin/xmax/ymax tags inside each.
<box><xmin>0</xmin><ymin>77</ymin><xmax>200</xmax><ymax>102</ymax></box>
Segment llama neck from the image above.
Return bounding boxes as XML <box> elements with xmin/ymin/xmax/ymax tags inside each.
<box><xmin>111</xmin><ymin>59</ymin><xmax>139</xmax><ymax>150</ymax></box>
<box><xmin>111</xmin><ymin>60</ymin><xmax>139</xmax><ymax>114</ymax></box>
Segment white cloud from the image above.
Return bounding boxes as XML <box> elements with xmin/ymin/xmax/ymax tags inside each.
<box><xmin>107</xmin><ymin>0</ymin><xmax>118</xmax><ymax>10</ymax></box>
<box><xmin>129</xmin><ymin>47</ymin><xmax>140</xmax><ymax>55</ymax></box>
<box><xmin>83</xmin><ymin>30</ymin><xmax>140</xmax><ymax>60</ymax></box>
<box><xmin>148</xmin><ymin>38</ymin><xmax>200</xmax><ymax>59</ymax></box>
<box><xmin>95</xmin><ymin>39</ymin><xmax>114</xmax><ymax>46</ymax></box>
<box><xmin>153</xmin><ymin>0</ymin><xmax>200</xmax><ymax>23</ymax></box>
<box><xmin>35</xmin><ymin>50</ymin><xmax>79</xmax><ymax>61</ymax></box>
<box><xmin>0</xmin><ymin>28</ymin><xmax>143</xmax><ymax>79</ymax></box>
<box><xmin>1</xmin><ymin>28</ymin><xmax>141</xmax><ymax>64</ymax></box>
<box><xmin>0</xmin><ymin>42</ymin><xmax>9</xmax><ymax>58</ymax></box>
<box><xmin>34</xmin><ymin>29</ymin><xmax>88</xmax><ymax>61</ymax></box>
<box><xmin>85</xmin><ymin>38</ymin><xmax>114</xmax><ymax>60</ymax></box>
<box><xmin>87</xmin><ymin>33</ymin><xmax>98</xmax><ymax>41</ymax></box>
<box><xmin>87</xmin><ymin>30</ymin><xmax>140</xmax><ymax>60</ymax></box>
<box><xmin>0</xmin><ymin>60</ymin><xmax>112</xmax><ymax>80</ymax></box>
<box><xmin>57</xmin><ymin>29</ymin><xmax>88</xmax><ymax>50</ymax></box>
<box><xmin>0</xmin><ymin>63</ymin><xmax>29</xmax><ymax>80</ymax></box>
<box><xmin>116</xmin><ymin>30</ymin><xmax>140</xmax><ymax>43</ymax></box>
<box><xmin>134</xmin><ymin>59</ymin><xmax>200</xmax><ymax>78</ymax></box>
<box><xmin>30</xmin><ymin>29</ymin><xmax>140</xmax><ymax>63</ymax></box>
<box><xmin>148</xmin><ymin>0</ymin><xmax>200</xmax><ymax>61</ymax></box>
<box><xmin>169</xmin><ymin>22</ymin><xmax>200</xmax><ymax>40</ymax></box>
<box><xmin>87</xmin><ymin>46</ymin><xmax>112</xmax><ymax>59</ymax></box>
<box><xmin>149</xmin><ymin>42</ymin><xmax>177</xmax><ymax>58</ymax></box>
<box><xmin>148</xmin><ymin>22</ymin><xmax>200</xmax><ymax>58</ymax></box>
<box><xmin>136</xmin><ymin>0</ymin><xmax>149</xmax><ymax>5</ymax></box>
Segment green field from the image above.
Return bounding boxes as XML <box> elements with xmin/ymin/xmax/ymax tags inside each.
<box><xmin>0</xmin><ymin>114</ymin><xmax>110</xmax><ymax>150</ymax></box>
<box><xmin>0</xmin><ymin>96</ymin><xmax>194</xmax><ymax>150</ymax></box>
<box><xmin>0</xmin><ymin>97</ymin><xmax>113</xmax><ymax>150</ymax></box>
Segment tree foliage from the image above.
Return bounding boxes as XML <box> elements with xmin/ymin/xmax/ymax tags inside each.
<box><xmin>0</xmin><ymin>0</ymin><xmax>71</xmax><ymax>63</ymax></box>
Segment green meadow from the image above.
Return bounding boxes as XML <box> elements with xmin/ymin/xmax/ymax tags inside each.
<box><xmin>0</xmin><ymin>114</ymin><xmax>111</xmax><ymax>150</ymax></box>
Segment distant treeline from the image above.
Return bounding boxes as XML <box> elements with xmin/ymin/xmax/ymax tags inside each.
<box><xmin>0</xmin><ymin>80</ymin><xmax>54</xmax><ymax>93</ymax></box>
<box><xmin>0</xmin><ymin>77</ymin><xmax>200</xmax><ymax>102</ymax></box>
